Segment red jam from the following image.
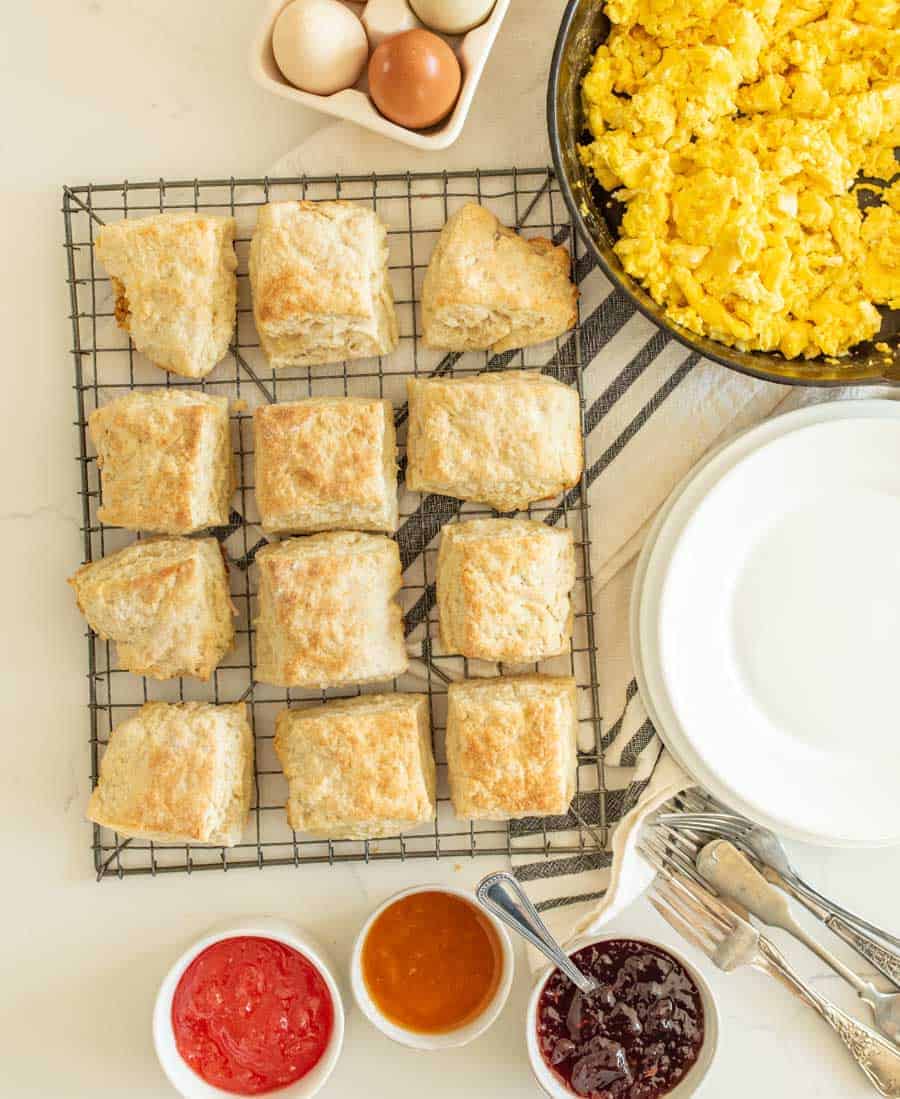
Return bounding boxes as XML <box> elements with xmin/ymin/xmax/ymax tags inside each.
<box><xmin>171</xmin><ymin>936</ymin><xmax>334</xmax><ymax>1096</ymax></box>
<box><xmin>536</xmin><ymin>939</ymin><xmax>704</xmax><ymax>1099</ymax></box>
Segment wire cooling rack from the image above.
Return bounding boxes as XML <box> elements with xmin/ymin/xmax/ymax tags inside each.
<box><xmin>63</xmin><ymin>168</ymin><xmax>607</xmax><ymax>880</ymax></box>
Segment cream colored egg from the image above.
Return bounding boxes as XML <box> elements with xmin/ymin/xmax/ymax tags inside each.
<box><xmin>409</xmin><ymin>0</ymin><xmax>496</xmax><ymax>35</ymax></box>
<box><xmin>272</xmin><ymin>0</ymin><xmax>369</xmax><ymax>96</ymax></box>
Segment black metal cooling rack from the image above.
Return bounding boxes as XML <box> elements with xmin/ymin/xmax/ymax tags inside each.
<box><xmin>62</xmin><ymin>168</ymin><xmax>607</xmax><ymax>880</ymax></box>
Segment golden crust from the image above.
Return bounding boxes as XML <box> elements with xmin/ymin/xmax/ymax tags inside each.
<box><xmin>94</xmin><ymin>212</ymin><xmax>237</xmax><ymax>379</ymax></box>
<box><xmin>446</xmin><ymin>675</ymin><xmax>577</xmax><ymax>820</ymax></box>
<box><xmin>274</xmin><ymin>694</ymin><xmax>435</xmax><ymax>839</ymax></box>
<box><xmin>254</xmin><ymin>398</ymin><xmax>398</xmax><ymax>534</ymax></box>
<box><xmin>88</xmin><ymin>390</ymin><xmax>235</xmax><ymax>534</ymax></box>
<box><xmin>68</xmin><ymin>537</ymin><xmax>235</xmax><ymax>681</ymax></box>
<box><xmin>254</xmin><ymin>532</ymin><xmax>408</xmax><ymax>688</ymax></box>
<box><xmin>86</xmin><ymin>702</ymin><xmax>253</xmax><ymax>845</ymax></box>
<box><xmin>437</xmin><ymin>519</ymin><xmax>575</xmax><ymax>662</ymax></box>
<box><xmin>406</xmin><ymin>371</ymin><xmax>584</xmax><ymax>511</ymax></box>
<box><xmin>249</xmin><ymin>201</ymin><xmax>399</xmax><ymax>368</ymax></box>
<box><xmin>422</xmin><ymin>203</ymin><xmax>578</xmax><ymax>353</ymax></box>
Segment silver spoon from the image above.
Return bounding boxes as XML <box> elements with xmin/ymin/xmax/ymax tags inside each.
<box><xmin>476</xmin><ymin>871</ymin><xmax>598</xmax><ymax>995</ymax></box>
<box><xmin>697</xmin><ymin>840</ymin><xmax>900</xmax><ymax>1046</ymax></box>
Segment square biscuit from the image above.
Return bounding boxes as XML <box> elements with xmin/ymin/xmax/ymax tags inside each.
<box><xmin>406</xmin><ymin>371</ymin><xmax>583</xmax><ymax>512</ymax></box>
<box><xmin>254</xmin><ymin>532</ymin><xmax>408</xmax><ymax>688</ymax></box>
<box><xmin>68</xmin><ymin>536</ymin><xmax>235</xmax><ymax>681</ymax></box>
<box><xmin>86</xmin><ymin>701</ymin><xmax>253</xmax><ymax>845</ymax></box>
<box><xmin>88</xmin><ymin>390</ymin><xmax>234</xmax><ymax>534</ymax></box>
<box><xmin>249</xmin><ymin>201</ymin><xmax>399</xmax><ymax>368</ymax></box>
<box><xmin>254</xmin><ymin>398</ymin><xmax>398</xmax><ymax>534</ymax></box>
<box><xmin>94</xmin><ymin>212</ymin><xmax>237</xmax><ymax>379</ymax></box>
<box><xmin>446</xmin><ymin>675</ymin><xmax>577</xmax><ymax>821</ymax></box>
<box><xmin>437</xmin><ymin>519</ymin><xmax>575</xmax><ymax>662</ymax></box>
<box><xmin>274</xmin><ymin>693</ymin><xmax>435</xmax><ymax>839</ymax></box>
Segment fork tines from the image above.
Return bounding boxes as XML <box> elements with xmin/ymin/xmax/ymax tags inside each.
<box><xmin>638</xmin><ymin>830</ymin><xmax>747</xmax><ymax>965</ymax></box>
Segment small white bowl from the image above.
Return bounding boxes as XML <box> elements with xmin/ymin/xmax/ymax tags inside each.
<box><xmin>153</xmin><ymin>918</ymin><xmax>345</xmax><ymax>1099</ymax></box>
<box><xmin>249</xmin><ymin>0</ymin><xmax>511</xmax><ymax>151</ymax></box>
<box><xmin>526</xmin><ymin>934</ymin><xmax>719</xmax><ymax>1099</ymax></box>
<box><xmin>351</xmin><ymin>884</ymin><xmax>514</xmax><ymax>1049</ymax></box>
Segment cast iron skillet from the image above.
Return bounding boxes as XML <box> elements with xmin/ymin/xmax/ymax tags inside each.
<box><xmin>547</xmin><ymin>0</ymin><xmax>900</xmax><ymax>386</ymax></box>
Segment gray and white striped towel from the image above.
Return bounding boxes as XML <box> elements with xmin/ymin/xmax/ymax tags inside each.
<box><xmin>271</xmin><ymin>128</ymin><xmax>890</xmax><ymax>965</ymax></box>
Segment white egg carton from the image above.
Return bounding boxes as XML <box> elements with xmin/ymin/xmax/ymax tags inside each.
<box><xmin>250</xmin><ymin>0</ymin><xmax>510</xmax><ymax>150</ymax></box>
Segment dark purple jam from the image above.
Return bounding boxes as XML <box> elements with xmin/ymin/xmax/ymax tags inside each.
<box><xmin>536</xmin><ymin>939</ymin><xmax>705</xmax><ymax>1099</ymax></box>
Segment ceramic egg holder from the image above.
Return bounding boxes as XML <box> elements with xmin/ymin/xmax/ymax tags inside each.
<box><xmin>250</xmin><ymin>0</ymin><xmax>510</xmax><ymax>150</ymax></box>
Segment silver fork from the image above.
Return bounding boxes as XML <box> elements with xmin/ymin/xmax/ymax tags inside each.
<box><xmin>659</xmin><ymin>790</ymin><xmax>900</xmax><ymax>987</ymax></box>
<box><xmin>640</xmin><ymin>834</ymin><xmax>900</xmax><ymax>1097</ymax></box>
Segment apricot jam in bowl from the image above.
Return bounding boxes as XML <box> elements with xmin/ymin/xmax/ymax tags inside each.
<box><xmin>351</xmin><ymin>885</ymin><xmax>514</xmax><ymax>1050</ymax></box>
<box><xmin>527</xmin><ymin>936</ymin><xmax>719</xmax><ymax>1099</ymax></box>
<box><xmin>153</xmin><ymin>919</ymin><xmax>344</xmax><ymax>1099</ymax></box>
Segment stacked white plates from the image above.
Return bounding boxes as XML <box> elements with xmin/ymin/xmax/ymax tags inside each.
<box><xmin>631</xmin><ymin>399</ymin><xmax>900</xmax><ymax>847</ymax></box>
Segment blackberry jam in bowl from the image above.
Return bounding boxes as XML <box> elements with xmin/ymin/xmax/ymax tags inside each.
<box><xmin>526</xmin><ymin>937</ymin><xmax>718</xmax><ymax>1099</ymax></box>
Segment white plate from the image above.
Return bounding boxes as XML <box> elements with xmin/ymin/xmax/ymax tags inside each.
<box><xmin>632</xmin><ymin>399</ymin><xmax>900</xmax><ymax>847</ymax></box>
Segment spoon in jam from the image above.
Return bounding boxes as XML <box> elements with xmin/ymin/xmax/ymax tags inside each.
<box><xmin>477</xmin><ymin>871</ymin><xmax>598</xmax><ymax>995</ymax></box>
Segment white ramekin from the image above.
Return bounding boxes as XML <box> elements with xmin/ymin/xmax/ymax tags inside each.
<box><xmin>351</xmin><ymin>884</ymin><xmax>514</xmax><ymax>1050</ymax></box>
<box><xmin>153</xmin><ymin>918</ymin><xmax>345</xmax><ymax>1099</ymax></box>
<box><xmin>526</xmin><ymin>934</ymin><xmax>719</xmax><ymax>1099</ymax></box>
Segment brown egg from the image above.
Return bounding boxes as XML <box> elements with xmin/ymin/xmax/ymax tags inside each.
<box><xmin>368</xmin><ymin>29</ymin><xmax>462</xmax><ymax>130</ymax></box>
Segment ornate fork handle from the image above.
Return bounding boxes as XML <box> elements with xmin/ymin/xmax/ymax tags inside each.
<box><xmin>757</xmin><ymin>939</ymin><xmax>900</xmax><ymax>1097</ymax></box>
<box><xmin>786</xmin><ymin>874</ymin><xmax>900</xmax><ymax>988</ymax></box>
<box><xmin>825</xmin><ymin>915</ymin><xmax>900</xmax><ymax>989</ymax></box>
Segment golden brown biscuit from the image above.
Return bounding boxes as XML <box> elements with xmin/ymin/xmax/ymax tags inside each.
<box><xmin>249</xmin><ymin>201</ymin><xmax>399</xmax><ymax>368</ymax></box>
<box><xmin>86</xmin><ymin>701</ymin><xmax>253</xmax><ymax>845</ymax></box>
<box><xmin>94</xmin><ymin>212</ymin><xmax>237</xmax><ymax>378</ymax></box>
<box><xmin>437</xmin><ymin>519</ymin><xmax>575</xmax><ymax>662</ymax></box>
<box><xmin>88</xmin><ymin>390</ymin><xmax>235</xmax><ymax>534</ymax></box>
<box><xmin>68</xmin><ymin>536</ymin><xmax>234</xmax><ymax>681</ymax></box>
<box><xmin>406</xmin><ymin>371</ymin><xmax>583</xmax><ymax>511</ymax></box>
<box><xmin>254</xmin><ymin>532</ymin><xmax>408</xmax><ymax>688</ymax></box>
<box><xmin>446</xmin><ymin>675</ymin><xmax>577</xmax><ymax>820</ymax></box>
<box><xmin>274</xmin><ymin>694</ymin><xmax>435</xmax><ymax>838</ymax></box>
<box><xmin>422</xmin><ymin>203</ymin><xmax>577</xmax><ymax>352</ymax></box>
<box><xmin>254</xmin><ymin>398</ymin><xmax>398</xmax><ymax>534</ymax></box>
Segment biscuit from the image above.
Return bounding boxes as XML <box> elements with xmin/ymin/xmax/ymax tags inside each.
<box><xmin>437</xmin><ymin>519</ymin><xmax>575</xmax><ymax>662</ymax></box>
<box><xmin>95</xmin><ymin>212</ymin><xmax>237</xmax><ymax>378</ymax></box>
<box><xmin>274</xmin><ymin>694</ymin><xmax>435</xmax><ymax>838</ymax></box>
<box><xmin>446</xmin><ymin>675</ymin><xmax>577</xmax><ymax>820</ymax></box>
<box><xmin>254</xmin><ymin>532</ymin><xmax>408</xmax><ymax>688</ymax></box>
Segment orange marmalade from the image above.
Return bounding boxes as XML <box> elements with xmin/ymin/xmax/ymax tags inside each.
<box><xmin>361</xmin><ymin>890</ymin><xmax>502</xmax><ymax>1033</ymax></box>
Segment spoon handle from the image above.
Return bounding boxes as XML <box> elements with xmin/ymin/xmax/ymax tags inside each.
<box><xmin>698</xmin><ymin>841</ymin><xmax>869</xmax><ymax>997</ymax></box>
<box><xmin>476</xmin><ymin>871</ymin><xmax>597</xmax><ymax>995</ymax></box>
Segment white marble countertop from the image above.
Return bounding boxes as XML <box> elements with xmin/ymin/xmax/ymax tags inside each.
<box><xmin>2</xmin><ymin>2</ymin><xmax>897</xmax><ymax>1096</ymax></box>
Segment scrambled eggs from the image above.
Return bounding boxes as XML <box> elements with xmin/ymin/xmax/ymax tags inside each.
<box><xmin>579</xmin><ymin>0</ymin><xmax>899</xmax><ymax>359</ymax></box>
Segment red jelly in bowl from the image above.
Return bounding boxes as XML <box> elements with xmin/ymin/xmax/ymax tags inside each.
<box><xmin>171</xmin><ymin>935</ymin><xmax>334</xmax><ymax>1096</ymax></box>
<box><xmin>535</xmin><ymin>939</ymin><xmax>705</xmax><ymax>1099</ymax></box>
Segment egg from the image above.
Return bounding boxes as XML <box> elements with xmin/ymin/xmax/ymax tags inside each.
<box><xmin>368</xmin><ymin>29</ymin><xmax>462</xmax><ymax>130</ymax></box>
<box><xmin>362</xmin><ymin>0</ymin><xmax>421</xmax><ymax>48</ymax></box>
<box><xmin>409</xmin><ymin>0</ymin><xmax>496</xmax><ymax>35</ymax></box>
<box><xmin>272</xmin><ymin>0</ymin><xmax>368</xmax><ymax>96</ymax></box>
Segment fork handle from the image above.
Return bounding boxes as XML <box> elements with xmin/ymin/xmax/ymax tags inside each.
<box><xmin>827</xmin><ymin>915</ymin><xmax>900</xmax><ymax>989</ymax></box>
<box><xmin>758</xmin><ymin>940</ymin><xmax>900</xmax><ymax>1097</ymax></box>
<box><xmin>782</xmin><ymin>872</ymin><xmax>900</xmax><ymax>987</ymax></box>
